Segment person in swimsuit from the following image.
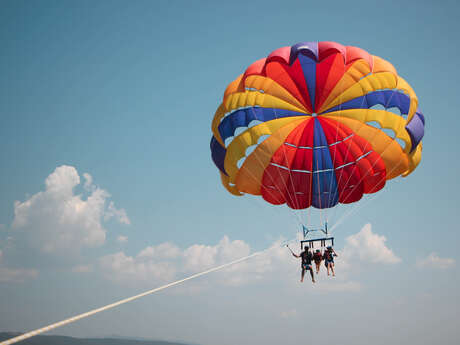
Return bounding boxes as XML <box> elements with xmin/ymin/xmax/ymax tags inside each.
<box><xmin>292</xmin><ymin>247</ymin><xmax>315</xmax><ymax>283</ymax></box>
<box><xmin>313</xmin><ymin>249</ymin><xmax>323</xmax><ymax>274</ymax></box>
<box><xmin>324</xmin><ymin>246</ymin><xmax>338</xmax><ymax>276</ymax></box>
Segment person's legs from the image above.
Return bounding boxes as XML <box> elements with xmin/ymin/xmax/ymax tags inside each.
<box><xmin>326</xmin><ymin>261</ymin><xmax>330</xmax><ymax>276</ymax></box>
<box><xmin>309</xmin><ymin>266</ymin><xmax>315</xmax><ymax>283</ymax></box>
<box><xmin>315</xmin><ymin>262</ymin><xmax>320</xmax><ymax>274</ymax></box>
<box><xmin>330</xmin><ymin>262</ymin><xmax>335</xmax><ymax>276</ymax></box>
<box><xmin>301</xmin><ymin>267</ymin><xmax>305</xmax><ymax>282</ymax></box>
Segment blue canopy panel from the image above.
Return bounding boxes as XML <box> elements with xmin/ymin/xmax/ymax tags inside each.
<box><xmin>311</xmin><ymin>118</ymin><xmax>339</xmax><ymax>209</ymax></box>
<box><xmin>322</xmin><ymin>90</ymin><xmax>411</xmax><ymax>115</ymax></box>
<box><xmin>405</xmin><ymin>109</ymin><xmax>425</xmax><ymax>152</ymax></box>
<box><xmin>298</xmin><ymin>54</ymin><xmax>317</xmax><ymax>112</ymax></box>
<box><xmin>218</xmin><ymin>107</ymin><xmax>307</xmax><ymax>142</ymax></box>
<box><xmin>210</xmin><ymin>136</ymin><xmax>227</xmax><ymax>175</ymax></box>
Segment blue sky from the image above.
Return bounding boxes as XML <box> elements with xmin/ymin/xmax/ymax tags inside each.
<box><xmin>0</xmin><ymin>1</ymin><xmax>459</xmax><ymax>344</ymax></box>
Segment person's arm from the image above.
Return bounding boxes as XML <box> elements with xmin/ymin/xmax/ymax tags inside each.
<box><xmin>332</xmin><ymin>249</ymin><xmax>338</xmax><ymax>257</ymax></box>
<box><xmin>292</xmin><ymin>252</ymin><xmax>300</xmax><ymax>258</ymax></box>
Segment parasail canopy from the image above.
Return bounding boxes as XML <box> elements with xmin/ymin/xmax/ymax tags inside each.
<box><xmin>210</xmin><ymin>41</ymin><xmax>424</xmax><ymax>210</ymax></box>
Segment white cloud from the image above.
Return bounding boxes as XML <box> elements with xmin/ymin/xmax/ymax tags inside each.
<box><xmin>0</xmin><ymin>249</ymin><xmax>38</xmax><ymax>283</ymax></box>
<box><xmin>183</xmin><ymin>236</ymin><xmax>251</xmax><ymax>272</ymax></box>
<box><xmin>117</xmin><ymin>235</ymin><xmax>129</xmax><ymax>244</ymax></box>
<box><xmin>138</xmin><ymin>242</ymin><xmax>181</xmax><ymax>259</ymax></box>
<box><xmin>11</xmin><ymin>165</ymin><xmax>129</xmax><ymax>254</ymax></box>
<box><xmin>83</xmin><ymin>173</ymin><xmax>94</xmax><ymax>191</ymax></box>
<box><xmin>340</xmin><ymin>223</ymin><xmax>401</xmax><ymax>265</ymax></box>
<box><xmin>99</xmin><ymin>251</ymin><xmax>177</xmax><ymax>285</ymax></box>
<box><xmin>105</xmin><ymin>201</ymin><xmax>130</xmax><ymax>225</ymax></box>
<box><xmin>416</xmin><ymin>253</ymin><xmax>455</xmax><ymax>270</ymax></box>
<box><xmin>97</xmin><ymin>224</ymin><xmax>398</xmax><ymax>292</ymax></box>
<box><xmin>99</xmin><ymin>236</ymin><xmax>264</xmax><ymax>287</ymax></box>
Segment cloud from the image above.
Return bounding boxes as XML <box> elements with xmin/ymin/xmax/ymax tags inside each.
<box><xmin>99</xmin><ymin>251</ymin><xmax>178</xmax><ymax>285</ymax></box>
<box><xmin>183</xmin><ymin>236</ymin><xmax>251</xmax><ymax>272</ymax></box>
<box><xmin>138</xmin><ymin>242</ymin><xmax>181</xmax><ymax>259</ymax></box>
<box><xmin>416</xmin><ymin>253</ymin><xmax>455</xmax><ymax>270</ymax></box>
<box><xmin>97</xmin><ymin>224</ymin><xmax>398</xmax><ymax>293</ymax></box>
<box><xmin>0</xmin><ymin>249</ymin><xmax>38</xmax><ymax>283</ymax></box>
<box><xmin>98</xmin><ymin>236</ymin><xmax>269</xmax><ymax>287</ymax></box>
<box><xmin>96</xmin><ymin>236</ymin><xmax>329</xmax><ymax>290</ymax></box>
<box><xmin>10</xmin><ymin>165</ymin><xmax>129</xmax><ymax>254</ymax></box>
<box><xmin>105</xmin><ymin>201</ymin><xmax>130</xmax><ymax>225</ymax></box>
<box><xmin>82</xmin><ymin>173</ymin><xmax>93</xmax><ymax>191</ymax></box>
<box><xmin>340</xmin><ymin>223</ymin><xmax>401</xmax><ymax>266</ymax></box>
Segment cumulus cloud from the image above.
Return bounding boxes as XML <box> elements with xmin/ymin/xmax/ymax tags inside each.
<box><xmin>138</xmin><ymin>242</ymin><xmax>181</xmax><ymax>260</ymax></box>
<box><xmin>105</xmin><ymin>201</ymin><xmax>130</xmax><ymax>225</ymax></box>
<box><xmin>416</xmin><ymin>253</ymin><xmax>455</xmax><ymax>270</ymax></box>
<box><xmin>99</xmin><ymin>251</ymin><xmax>178</xmax><ymax>285</ymax></box>
<box><xmin>183</xmin><ymin>236</ymin><xmax>251</xmax><ymax>272</ymax></box>
<box><xmin>82</xmin><ymin>173</ymin><xmax>93</xmax><ymax>191</ymax></box>
<box><xmin>97</xmin><ymin>224</ymin><xmax>398</xmax><ymax>292</ymax></box>
<box><xmin>0</xmin><ymin>249</ymin><xmax>38</xmax><ymax>283</ymax></box>
<box><xmin>340</xmin><ymin>223</ymin><xmax>401</xmax><ymax>266</ymax></box>
<box><xmin>98</xmin><ymin>236</ymin><xmax>273</xmax><ymax>287</ymax></box>
<box><xmin>96</xmin><ymin>236</ymin><xmax>327</xmax><ymax>289</ymax></box>
<box><xmin>11</xmin><ymin>165</ymin><xmax>129</xmax><ymax>254</ymax></box>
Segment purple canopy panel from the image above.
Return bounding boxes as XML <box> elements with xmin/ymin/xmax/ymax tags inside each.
<box><xmin>290</xmin><ymin>41</ymin><xmax>319</xmax><ymax>64</ymax></box>
<box><xmin>405</xmin><ymin>110</ymin><xmax>425</xmax><ymax>152</ymax></box>
<box><xmin>210</xmin><ymin>136</ymin><xmax>227</xmax><ymax>175</ymax></box>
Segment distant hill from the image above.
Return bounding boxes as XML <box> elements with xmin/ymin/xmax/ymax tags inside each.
<box><xmin>0</xmin><ymin>332</ymin><xmax>196</xmax><ymax>345</ymax></box>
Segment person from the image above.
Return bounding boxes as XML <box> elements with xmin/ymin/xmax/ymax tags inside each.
<box><xmin>324</xmin><ymin>246</ymin><xmax>338</xmax><ymax>276</ymax></box>
<box><xmin>292</xmin><ymin>246</ymin><xmax>315</xmax><ymax>283</ymax></box>
<box><xmin>313</xmin><ymin>249</ymin><xmax>323</xmax><ymax>274</ymax></box>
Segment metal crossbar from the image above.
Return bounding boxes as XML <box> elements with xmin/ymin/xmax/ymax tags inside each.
<box><xmin>301</xmin><ymin>237</ymin><xmax>334</xmax><ymax>250</ymax></box>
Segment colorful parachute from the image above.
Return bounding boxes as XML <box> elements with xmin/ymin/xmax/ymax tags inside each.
<box><xmin>210</xmin><ymin>41</ymin><xmax>425</xmax><ymax>210</ymax></box>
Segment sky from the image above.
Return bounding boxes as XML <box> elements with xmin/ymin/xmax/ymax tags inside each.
<box><xmin>0</xmin><ymin>0</ymin><xmax>459</xmax><ymax>344</ymax></box>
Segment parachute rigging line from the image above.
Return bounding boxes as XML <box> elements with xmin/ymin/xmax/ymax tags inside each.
<box><xmin>325</xmin><ymin>88</ymin><xmax>400</xmax><ymax>230</ymax></box>
<box><xmin>330</xmin><ymin>151</ymin><xmax>405</xmax><ymax>232</ymax></box>
<box><xmin>272</xmin><ymin>107</ymin><xmax>303</xmax><ymax>223</ymax></box>
<box><xmin>328</xmin><ymin>120</ymin><xmax>407</xmax><ymax>232</ymax></box>
<box><xmin>326</xmin><ymin>73</ymin><xmax>366</xmax><ymax>227</ymax></box>
<box><xmin>249</xmin><ymin>106</ymin><xmax>303</xmax><ymax>227</ymax></box>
